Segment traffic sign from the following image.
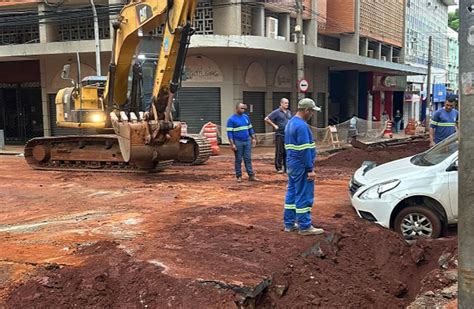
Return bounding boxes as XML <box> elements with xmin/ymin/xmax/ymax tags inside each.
<box><xmin>298</xmin><ymin>79</ymin><xmax>309</xmax><ymax>93</ymax></box>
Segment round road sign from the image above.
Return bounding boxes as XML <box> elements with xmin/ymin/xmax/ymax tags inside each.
<box><xmin>298</xmin><ymin>79</ymin><xmax>309</xmax><ymax>93</ymax></box>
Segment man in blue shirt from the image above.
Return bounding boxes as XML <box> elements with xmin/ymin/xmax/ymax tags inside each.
<box><xmin>430</xmin><ymin>95</ymin><xmax>458</xmax><ymax>146</ymax></box>
<box><xmin>227</xmin><ymin>103</ymin><xmax>258</xmax><ymax>183</ymax></box>
<box><xmin>264</xmin><ymin>98</ymin><xmax>292</xmax><ymax>173</ymax></box>
<box><xmin>283</xmin><ymin>98</ymin><xmax>324</xmax><ymax>236</ymax></box>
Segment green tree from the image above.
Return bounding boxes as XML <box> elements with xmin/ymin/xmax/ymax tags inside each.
<box><xmin>448</xmin><ymin>9</ymin><xmax>459</xmax><ymax>31</ymax></box>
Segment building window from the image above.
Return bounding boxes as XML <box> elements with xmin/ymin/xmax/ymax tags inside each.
<box><xmin>193</xmin><ymin>0</ymin><xmax>213</xmax><ymax>35</ymax></box>
<box><xmin>0</xmin><ymin>12</ymin><xmax>39</xmax><ymax>45</ymax></box>
<box><xmin>241</xmin><ymin>4</ymin><xmax>252</xmax><ymax>35</ymax></box>
<box><xmin>57</xmin><ymin>12</ymin><xmax>110</xmax><ymax>42</ymax></box>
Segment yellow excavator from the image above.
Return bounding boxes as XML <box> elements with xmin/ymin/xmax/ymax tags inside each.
<box><xmin>24</xmin><ymin>0</ymin><xmax>211</xmax><ymax>171</ymax></box>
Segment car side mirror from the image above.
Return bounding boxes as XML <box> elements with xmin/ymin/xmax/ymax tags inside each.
<box><xmin>447</xmin><ymin>160</ymin><xmax>458</xmax><ymax>172</ymax></box>
<box><xmin>61</xmin><ymin>64</ymin><xmax>71</xmax><ymax>79</ymax></box>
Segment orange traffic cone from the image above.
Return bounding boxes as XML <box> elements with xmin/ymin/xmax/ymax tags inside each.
<box><xmin>383</xmin><ymin>120</ymin><xmax>393</xmax><ymax>138</ymax></box>
<box><xmin>201</xmin><ymin>122</ymin><xmax>220</xmax><ymax>155</ymax></box>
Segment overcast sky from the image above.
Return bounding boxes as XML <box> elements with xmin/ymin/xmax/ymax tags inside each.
<box><xmin>448</xmin><ymin>5</ymin><xmax>458</xmax><ymax>12</ymax></box>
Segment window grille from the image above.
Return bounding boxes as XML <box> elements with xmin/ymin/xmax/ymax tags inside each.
<box><xmin>241</xmin><ymin>4</ymin><xmax>252</xmax><ymax>35</ymax></box>
<box><xmin>193</xmin><ymin>0</ymin><xmax>213</xmax><ymax>34</ymax></box>
<box><xmin>0</xmin><ymin>24</ymin><xmax>39</xmax><ymax>45</ymax></box>
<box><xmin>57</xmin><ymin>11</ymin><xmax>110</xmax><ymax>41</ymax></box>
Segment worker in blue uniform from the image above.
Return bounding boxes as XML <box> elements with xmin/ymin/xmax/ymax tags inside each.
<box><xmin>430</xmin><ymin>94</ymin><xmax>458</xmax><ymax>146</ymax></box>
<box><xmin>227</xmin><ymin>102</ymin><xmax>259</xmax><ymax>183</ymax></box>
<box><xmin>283</xmin><ymin>98</ymin><xmax>324</xmax><ymax>236</ymax></box>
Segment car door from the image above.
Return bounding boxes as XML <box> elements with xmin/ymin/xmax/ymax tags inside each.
<box><xmin>447</xmin><ymin>158</ymin><xmax>458</xmax><ymax>220</ymax></box>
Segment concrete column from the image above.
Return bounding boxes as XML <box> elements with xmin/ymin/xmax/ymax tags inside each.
<box><xmin>388</xmin><ymin>45</ymin><xmax>394</xmax><ymax>62</ymax></box>
<box><xmin>304</xmin><ymin>0</ymin><xmax>318</xmax><ymax>47</ymax></box>
<box><xmin>38</xmin><ymin>3</ymin><xmax>57</xmax><ymax>43</ymax></box>
<box><xmin>340</xmin><ymin>0</ymin><xmax>360</xmax><ymax>54</ymax></box>
<box><xmin>39</xmin><ymin>57</ymin><xmax>51</xmax><ymax>137</ymax></box>
<box><xmin>252</xmin><ymin>4</ymin><xmax>265</xmax><ymax>36</ymax></box>
<box><xmin>375</xmin><ymin>42</ymin><xmax>382</xmax><ymax>60</ymax></box>
<box><xmin>279</xmin><ymin>13</ymin><xmax>290</xmax><ymax>40</ymax></box>
<box><xmin>359</xmin><ymin>37</ymin><xmax>368</xmax><ymax>57</ymax></box>
<box><xmin>213</xmin><ymin>0</ymin><xmax>242</xmax><ymax>35</ymax></box>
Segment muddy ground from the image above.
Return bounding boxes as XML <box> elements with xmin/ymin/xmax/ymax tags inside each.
<box><xmin>0</xmin><ymin>141</ymin><xmax>458</xmax><ymax>308</ymax></box>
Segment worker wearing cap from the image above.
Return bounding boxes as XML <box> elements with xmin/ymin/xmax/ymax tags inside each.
<box><xmin>429</xmin><ymin>94</ymin><xmax>458</xmax><ymax>146</ymax></box>
<box><xmin>283</xmin><ymin>98</ymin><xmax>324</xmax><ymax>236</ymax></box>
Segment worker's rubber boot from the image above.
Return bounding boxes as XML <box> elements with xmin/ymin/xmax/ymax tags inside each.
<box><xmin>298</xmin><ymin>226</ymin><xmax>324</xmax><ymax>236</ymax></box>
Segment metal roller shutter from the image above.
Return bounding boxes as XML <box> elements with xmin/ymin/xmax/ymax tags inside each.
<box><xmin>243</xmin><ymin>91</ymin><xmax>265</xmax><ymax>133</ymax></box>
<box><xmin>49</xmin><ymin>94</ymin><xmax>96</xmax><ymax>136</ymax></box>
<box><xmin>176</xmin><ymin>87</ymin><xmax>221</xmax><ymax>134</ymax></box>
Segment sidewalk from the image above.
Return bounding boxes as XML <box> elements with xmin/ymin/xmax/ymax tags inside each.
<box><xmin>0</xmin><ymin>145</ymin><xmax>23</xmax><ymax>155</ymax></box>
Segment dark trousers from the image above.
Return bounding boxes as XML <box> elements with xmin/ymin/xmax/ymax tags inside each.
<box><xmin>234</xmin><ymin>138</ymin><xmax>253</xmax><ymax>177</ymax></box>
<box><xmin>275</xmin><ymin>134</ymin><xmax>286</xmax><ymax>172</ymax></box>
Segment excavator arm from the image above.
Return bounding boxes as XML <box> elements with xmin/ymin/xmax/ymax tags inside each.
<box><xmin>24</xmin><ymin>0</ymin><xmax>211</xmax><ymax>172</ymax></box>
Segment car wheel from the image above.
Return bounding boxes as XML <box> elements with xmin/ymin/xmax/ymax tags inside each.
<box><xmin>394</xmin><ymin>206</ymin><xmax>442</xmax><ymax>239</ymax></box>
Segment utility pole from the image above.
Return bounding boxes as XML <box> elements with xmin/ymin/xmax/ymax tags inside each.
<box><xmin>90</xmin><ymin>0</ymin><xmax>101</xmax><ymax>76</ymax></box>
<box><xmin>458</xmin><ymin>1</ymin><xmax>474</xmax><ymax>307</ymax></box>
<box><xmin>425</xmin><ymin>35</ymin><xmax>432</xmax><ymax>127</ymax></box>
<box><xmin>295</xmin><ymin>0</ymin><xmax>305</xmax><ymax>100</ymax></box>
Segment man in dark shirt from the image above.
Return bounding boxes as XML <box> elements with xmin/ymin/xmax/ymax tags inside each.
<box><xmin>265</xmin><ymin>98</ymin><xmax>292</xmax><ymax>173</ymax></box>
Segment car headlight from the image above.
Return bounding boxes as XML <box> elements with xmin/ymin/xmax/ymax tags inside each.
<box><xmin>358</xmin><ymin>179</ymin><xmax>401</xmax><ymax>200</ymax></box>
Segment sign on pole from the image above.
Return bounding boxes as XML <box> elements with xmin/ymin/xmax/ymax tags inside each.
<box><xmin>298</xmin><ymin>79</ymin><xmax>309</xmax><ymax>93</ymax></box>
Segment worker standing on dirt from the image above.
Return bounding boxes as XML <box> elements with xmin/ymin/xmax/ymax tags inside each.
<box><xmin>429</xmin><ymin>95</ymin><xmax>458</xmax><ymax>147</ymax></box>
<box><xmin>264</xmin><ymin>98</ymin><xmax>292</xmax><ymax>173</ymax></box>
<box><xmin>283</xmin><ymin>98</ymin><xmax>324</xmax><ymax>236</ymax></box>
<box><xmin>227</xmin><ymin>103</ymin><xmax>259</xmax><ymax>183</ymax></box>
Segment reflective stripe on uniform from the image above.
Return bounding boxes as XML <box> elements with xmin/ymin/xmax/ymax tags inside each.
<box><xmin>284</xmin><ymin>204</ymin><xmax>296</xmax><ymax>210</ymax></box>
<box><xmin>285</xmin><ymin>143</ymin><xmax>316</xmax><ymax>151</ymax></box>
<box><xmin>295</xmin><ymin>207</ymin><xmax>312</xmax><ymax>214</ymax></box>
<box><xmin>228</xmin><ymin>125</ymin><xmax>252</xmax><ymax>132</ymax></box>
<box><xmin>431</xmin><ymin>121</ymin><xmax>456</xmax><ymax>127</ymax></box>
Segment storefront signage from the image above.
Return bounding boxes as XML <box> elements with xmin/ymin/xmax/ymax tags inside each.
<box><xmin>184</xmin><ymin>56</ymin><xmax>223</xmax><ymax>83</ymax></box>
<box><xmin>372</xmin><ymin>74</ymin><xmax>407</xmax><ymax>91</ymax></box>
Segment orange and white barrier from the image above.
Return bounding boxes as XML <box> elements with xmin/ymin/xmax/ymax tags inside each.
<box><xmin>201</xmin><ymin>122</ymin><xmax>220</xmax><ymax>155</ymax></box>
<box><xmin>382</xmin><ymin>120</ymin><xmax>393</xmax><ymax>138</ymax></box>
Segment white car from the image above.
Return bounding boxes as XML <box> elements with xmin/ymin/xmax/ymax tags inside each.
<box><xmin>349</xmin><ymin>134</ymin><xmax>458</xmax><ymax>239</ymax></box>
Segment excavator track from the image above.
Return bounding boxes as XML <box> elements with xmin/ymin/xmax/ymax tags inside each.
<box><xmin>175</xmin><ymin>134</ymin><xmax>212</xmax><ymax>166</ymax></box>
<box><xmin>24</xmin><ymin>135</ymin><xmax>173</xmax><ymax>173</ymax></box>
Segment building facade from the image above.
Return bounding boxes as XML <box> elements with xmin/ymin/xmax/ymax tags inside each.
<box><xmin>446</xmin><ymin>27</ymin><xmax>459</xmax><ymax>93</ymax></box>
<box><xmin>0</xmin><ymin>0</ymin><xmax>425</xmax><ymax>145</ymax></box>
<box><xmin>404</xmin><ymin>0</ymin><xmax>456</xmax><ymax>122</ymax></box>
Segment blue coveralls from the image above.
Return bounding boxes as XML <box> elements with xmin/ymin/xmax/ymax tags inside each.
<box><xmin>283</xmin><ymin>116</ymin><xmax>316</xmax><ymax>230</ymax></box>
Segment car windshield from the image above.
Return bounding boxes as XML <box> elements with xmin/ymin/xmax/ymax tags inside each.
<box><xmin>411</xmin><ymin>133</ymin><xmax>458</xmax><ymax>166</ymax></box>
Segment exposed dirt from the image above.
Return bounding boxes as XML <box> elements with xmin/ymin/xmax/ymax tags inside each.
<box><xmin>0</xmin><ymin>142</ymin><xmax>457</xmax><ymax>308</ymax></box>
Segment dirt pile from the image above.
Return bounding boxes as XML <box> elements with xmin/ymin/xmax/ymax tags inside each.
<box><xmin>5</xmin><ymin>218</ymin><xmax>456</xmax><ymax>308</ymax></box>
<box><xmin>318</xmin><ymin>140</ymin><xmax>430</xmax><ymax>169</ymax></box>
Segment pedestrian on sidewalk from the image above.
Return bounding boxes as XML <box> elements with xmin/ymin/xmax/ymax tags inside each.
<box><xmin>227</xmin><ymin>102</ymin><xmax>259</xmax><ymax>183</ymax></box>
<box><xmin>393</xmin><ymin>110</ymin><xmax>402</xmax><ymax>133</ymax></box>
<box><xmin>264</xmin><ymin>98</ymin><xmax>292</xmax><ymax>173</ymax></box>
<box><xmin>429</xmin><ymin>94</ymin><xmax>458</xmax><ymax>147</ymax></box>
<box><xmin>347</xmin><ymin>114</ymin><xmax>358</xmax><ymax>142</ymax></box>
<box><xmin>283</xmin><ymin>98</ymin><xmax>324</xmax><ymax>236</ymax></box>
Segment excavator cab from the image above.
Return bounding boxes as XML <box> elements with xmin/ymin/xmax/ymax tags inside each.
<box><xmin>55</xmin><ymin>64</ymin><xmax>107</xmax><ymax>129</ymax></box>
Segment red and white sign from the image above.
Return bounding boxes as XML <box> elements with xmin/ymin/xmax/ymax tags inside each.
<box><xmin>298</xmin><ymin>79</ymin><xmax>309</xmax><ymax>93</ymax></box>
